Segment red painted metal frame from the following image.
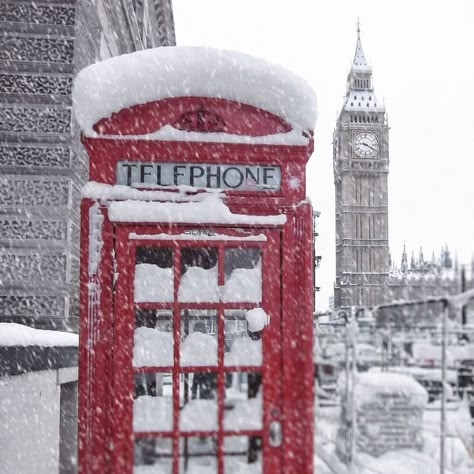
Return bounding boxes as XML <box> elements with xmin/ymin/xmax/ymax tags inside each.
<box><xmin>110</xmin><ymin>225</ymin><xmax>282</xmax><ymax>474</ymax></box>
<box><xmin>78</xmin><ymin>95</ymin><xmax>315</xmax><ymax>474</ymax></box>
<box><xmin>281</xmin><ymin>203</ymin><xmax>315</xmax><ymax>473</ymax></box>
<box><xmin>78</xmin><ymin>202</ymin><xmax>115</xmax><ymax>474</ymax></box>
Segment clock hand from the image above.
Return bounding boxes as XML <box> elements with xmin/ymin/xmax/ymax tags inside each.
<box><xmin>361</xmin><ymin>142</ymin><xmax>377</xmax><ymax>152</ymax></box>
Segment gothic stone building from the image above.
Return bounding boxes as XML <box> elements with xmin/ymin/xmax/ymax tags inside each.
<box><xmin>0</xmin><ymin>0</ymin><xmax>175</xmax><ymax>330</ymax></box>
<box><xmin>333</xmin><ymin>30</ymin><xmax>473</xmax><ymax>324</ymax></box>
<box><xmin>333</xmin><ymin>29</ymin><xmax>390</xmax><ymax>311</ymax></box>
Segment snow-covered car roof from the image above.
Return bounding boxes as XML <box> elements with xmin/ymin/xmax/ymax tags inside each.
<box><xmin>73</xmin><ymin>46</ymin><xmax>318</xmax><ymax>137</ymax></box>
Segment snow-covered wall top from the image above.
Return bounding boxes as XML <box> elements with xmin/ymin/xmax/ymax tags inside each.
<box><xmin>0</xmin><ymin>323</ymin><xmax>78</xmax><ymax>347</ymax></box>
<box><xmin>72</xmin><ymin>46</ymin><xmax>317</xmax><ymax>136</ymax></box>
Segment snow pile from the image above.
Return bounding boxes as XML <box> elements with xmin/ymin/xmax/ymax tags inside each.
<box><xmin>133</xmin><ymin>327</ymin><xmax>173</xmax><ymax>367</ymax></box>
<box><xmin>337</xmin><ymin>372</ymin><xmax>429</xmax><ymax>460</ymax></box>
<box><xmin>0</xmin><ymin>323</ymin><xmax>78</xmax><ymax>347</ymax></box>
<box><xmin>98</xmin><ymin>125</ymin><xmax>310</xmax><ymax>146</ymax></box>
<box><xmin>133</xmin><ymin>395</ymin><xmax>173</xmax><ymax>432</ymax></box>
<box><xmin>134</xmin><ymin>264</ymin><xmax>174</xmax><ymax>303</ymax></box>
<box><xmin>224</xmin><ymin>396</ymin><xmax>262</xmax><ymax>430</ymax></box>
<box><xmin>423</xmin><ymin>433</ymin><xmax>473</xmax><ymax>473</ymax></box>
<box><xmin>180</xmin><ymin>399</ymin><xmax>217</xmax><ymax>431</ymax></box>
<box><xmin>354</xmin><ymin>372</ymin><xmax>428</xmax><ymax>406</ymax></box>
<box><xmin>73</xmin><ymin>46</ymin><xmax>317</xmax><ymax>136</ymax></box>
<box><xmin>82</xmin><ymin>181</ymin><xmax>220</xmax><ymax>201</ymax></box>
<box><xmin>108</xmin><ymin>192</ymin><xmax>287</xmax><ymax>226</ymax></box>
<box><xmin>245</xmin><ymin>308</ymin><xmax>269</xmax><ymax>332</ymax></box>
<box><xmin>225</xmin><ymin>458</ymin><xmax>261</xmax><ymax>474</ymax></box>
<box><xmin>133</xmin><ymin>265</ymin><xmax>263</xmax><ymax>304</ymax></box>
<box><xmin>131</xmin><ymin>232</ymin><xmax>266</xmax><ymax>242</ymax></box>
<box><xmin>225</xmin><ymin>336</ymin><xmax>262</xmax><ymax>366</ymax></box>
<box><xmin>180</xmin><ymin>332</ymin><xmax>217</xmax><ymax>366</ymax></box>
<box><xmin>178</xmin><ymin>266</ymin><xmax>219</xmax><ymax>303</ymax></box>
<box><xmin>358</xmin><ymin>449</ymin><xmax>440</xmax><ymax>474</ymax></box>
<box><xmin>221</xmin><ymin>264</ymin><xmax>262</xmax><ymax>303</ymax></box>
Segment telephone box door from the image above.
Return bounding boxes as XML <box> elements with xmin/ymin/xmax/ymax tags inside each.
<box><xmin>112</xmin><ymin>225</ymin><xmax>282</xmax><ymax>474</ymax></box>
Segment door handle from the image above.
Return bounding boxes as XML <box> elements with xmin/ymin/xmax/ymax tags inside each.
<box><xmin>268</xmin><ymin>420</ymin><xmax>282</xmax><ymax>447</ymax></box>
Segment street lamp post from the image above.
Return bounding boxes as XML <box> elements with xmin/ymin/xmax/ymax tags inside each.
<box><xmin>440</xmin><ymin>299</ymin><xmax>448</xmax><ymax>474</ymax></box>
<box><xmin>342</xmin><ymin>308</ymin><xmax>358</xmax><ymax>470</ymax></box>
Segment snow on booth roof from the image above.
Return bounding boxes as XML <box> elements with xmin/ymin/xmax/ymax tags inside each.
<box><xmin>72</xmin><ymin>46</ymin><xmax>318</xmax><ymax>137</ymax></box>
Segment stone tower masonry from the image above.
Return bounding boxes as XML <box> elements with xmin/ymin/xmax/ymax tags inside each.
<box><xmin>333</xmin><ymin>28</ymin><xmax>390</xmax><ymax>310</ymax></box>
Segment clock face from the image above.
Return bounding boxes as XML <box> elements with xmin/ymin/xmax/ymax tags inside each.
<box><xmin>353</xmin><ymin>131</ymin><xmax>379</xmax><ymax>158</ymax></box>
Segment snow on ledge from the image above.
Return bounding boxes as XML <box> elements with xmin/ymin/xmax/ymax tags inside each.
<box><xmin>0</xmin><ymin>323</ymin><xmax>79</xmax><ymax>347</ymax></box>
<box><xmin>73</xmin><ymin>46</ymin><xmax>317</xmax><ymax>136</ymax></box>
<box><xmin>91</xmin><ymin>126</ymin><xmax>310</xmax><ymax>146</ymax></box>
<box><xmin>130</xmin><ymin>232</ymin><xmax>267</xmax><ymax>242</ymax></box>
<box><xmin>107</xmin><ymin>192</ymin><xmax>286</xmax><ymax>226</ymax></box>
<box><xmin>354</xmin><ymin>372</ymin><xmax>428</xmax><ymax>407</ymax></box>
<box><xmin>81</xmin><ymin>181</ymin><xmax>221</xmax><ymax>201</ymax></box>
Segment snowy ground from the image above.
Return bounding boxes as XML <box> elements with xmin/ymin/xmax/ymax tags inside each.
<box><xmin>314</xmin><ymin>395</ymin><xmax>474</xmax><ymax>473</ymax></box>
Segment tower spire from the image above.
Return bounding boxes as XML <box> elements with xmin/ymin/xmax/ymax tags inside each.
<box><xmin>401</xmin><ymin>244</ymin><xmax>408</xmax><ymax>272</ymax></box>
<box><xmin>351</xmin><ymin>21</ymin><xmax>370</xmax><ymax>71</ymax></box>
<box><xmin>342</xmin><ymin>22</ymin><xmax>384</xmax><ymax>113</ymax></box>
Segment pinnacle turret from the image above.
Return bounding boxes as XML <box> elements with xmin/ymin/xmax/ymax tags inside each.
<box><xmin>342</xmin><ymin>25</ymin><xmax>384</xmax><ymax>114</ymax></box>
<box><xmin>401</xmin><ymin>244</ymin><xmax>408</xmax><ymax>272</ymax></box>
<box><xmin>351</xmin><ymin>25</ymin><xmax>371</xmax><ymax>72</ymax></box>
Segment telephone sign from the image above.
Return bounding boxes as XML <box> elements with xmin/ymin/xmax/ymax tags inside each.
<box><xmin>117</xmin><ymin>161</ymin><xmax>281</xmax><ymax>191</ymax></box>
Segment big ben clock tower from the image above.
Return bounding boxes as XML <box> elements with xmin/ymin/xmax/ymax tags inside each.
<box><xmin>333</xmin><ymin>27</ymin><xmax>390</xmax><ymax>310</ymax></box>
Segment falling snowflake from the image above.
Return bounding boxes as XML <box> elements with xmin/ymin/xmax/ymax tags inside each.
<box><xmin>289</xmin><ymin>176</ymin><xmax>301</xmax><ymax>190</ymax></box>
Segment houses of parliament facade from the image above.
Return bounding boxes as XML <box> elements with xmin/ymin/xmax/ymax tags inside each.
<box><xmin>333</xmin><ymin>29</ymin><xmax>473</xmax><ymax>323</ymax></box>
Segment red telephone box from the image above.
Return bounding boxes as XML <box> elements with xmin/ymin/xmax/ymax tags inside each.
<box><xmin>75</xmin><ymin>47</ymin><xmax>317</xmax><ymax>474</ymax></box>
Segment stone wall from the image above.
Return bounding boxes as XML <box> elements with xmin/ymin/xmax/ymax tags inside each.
<box><xmin>0</xmin><ymin>0</ymin><xmax>175</xmax><ymax>330</ymax></box>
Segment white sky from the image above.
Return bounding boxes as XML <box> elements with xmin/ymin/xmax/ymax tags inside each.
<box><xmin>172</xmin><ymin>0</ymin><xmax>474</xmax><ymax>310</ymax></box>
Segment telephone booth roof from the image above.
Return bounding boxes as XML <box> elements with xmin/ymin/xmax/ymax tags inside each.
<box><xmin>72</xmin><ymin>46</ymin><xmax>317</xmax><ymax>141</ymax></box>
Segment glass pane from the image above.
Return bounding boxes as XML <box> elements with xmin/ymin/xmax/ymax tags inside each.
<box><xmin>134</xmin><ymin>437</ymin><xmax>172</xmax><ymax>473</ymax></box>
<box><xmin>222</xmin><ymin>248</ymin><xmax>261</xmax><ymax>303</ymax></box>
<box><xmin>179</xmin><ymin>248</ymin><xmax>218</xmax><ymax>302</ymax></box>
<box><xmin>224</xmin><ymin>310</ymin><xmax>262</xmax><ymax>366</ymax></box>
<box><xmin>223</xmin><ymin>436</ymin><xmax>262</xmax><ymax>474</ymax></box>
<box><xmin>134</xmin><ymin>310</ymin><xmax>173</xmax><ymax>367</ymax></box>
<box><xmin>134</xmin><ymin>247</ymin><xmax>174</xmax><ymax>303</ymax></box>
<box><xmin>180</xmin><ymin>310</ymin><xmax>217</xmax><ymax>367</ymax></box>
<box><xmin>133</xmin><ymin>372</ymin><xmax>173</xmax><ymax>432</ymax></box>
<box><xmin>179</xmin><ymin>372</ymin><xmax>217</xmax><ymax>432</ymax></box>
<box><xmin>179</xmin><ymin>436</ymin><xmax>217</xmax><ymax>474</ymax></box>
<box><xmin>224</xmin><ymin>372</ymin><xmax>262</xmax><ymax>431</ymax></box>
